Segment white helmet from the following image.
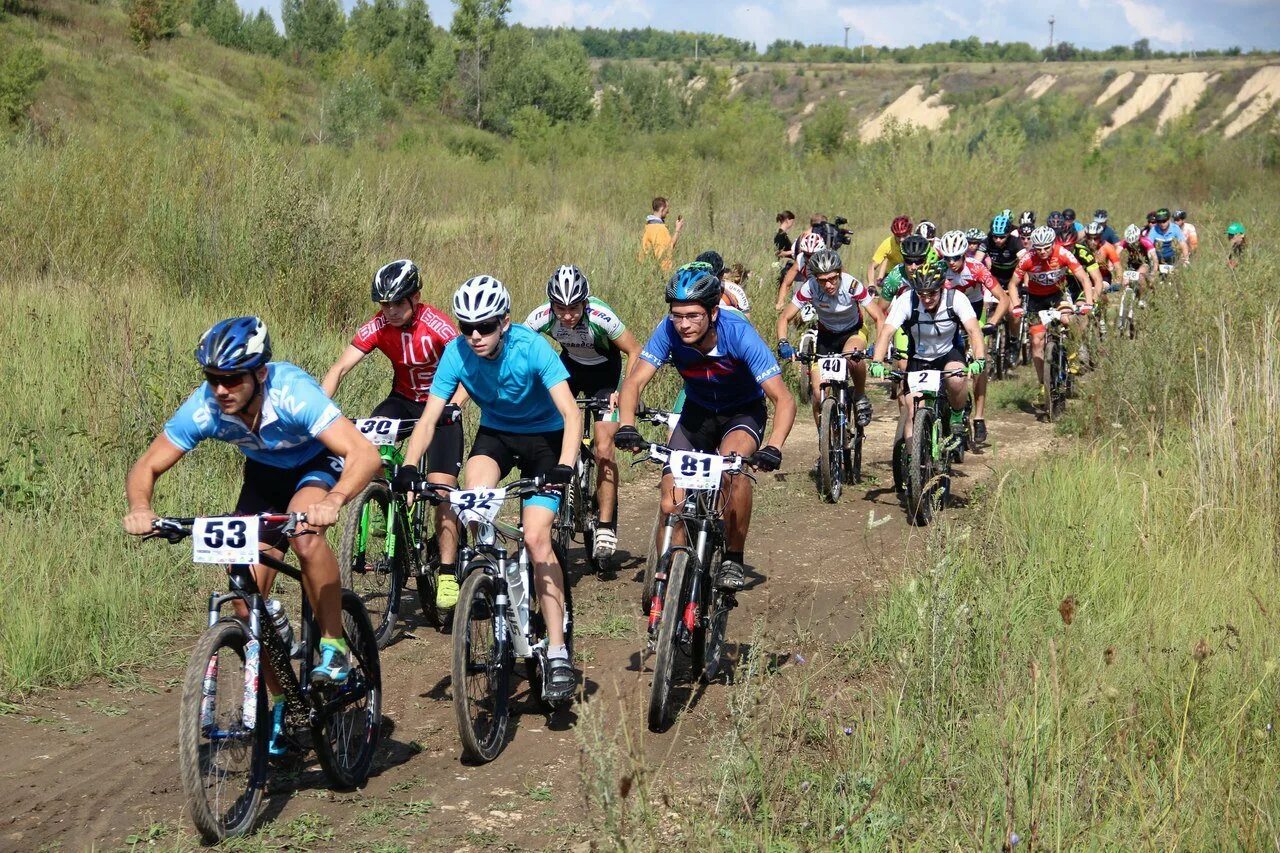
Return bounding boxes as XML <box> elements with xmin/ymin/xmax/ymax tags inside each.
<box><xmin>915</xmin><ymin>220</ymin><xmax>937</xmax><ymax>240</ymax></box>
<box><xmin>453</xmin><ymin>275</ymin><xmax>511</xmax><ymax>323</ymax></box>
<box><xmin>546</xmin><ymin>265</ymin><xmax>589</xmax><ymax>305</ymax></box>
<box><xmin>1124</xmin><ymin>224</ymin><xmax>1141</xmax><ymax>243</ymax></box>
<box><xmin>1030</xmin><ymin>226</ymin><xmax>1057</xmax><ymax>249</ymax></box>
<box><xmin>939</xmin><ymin>230</ymin><xmax>968</xmax><ymax>259</ymax></box>
<box><xmin>797</xmin><ymin>232</ymin><xmax>826</xmax><ymax>255</ymax></box>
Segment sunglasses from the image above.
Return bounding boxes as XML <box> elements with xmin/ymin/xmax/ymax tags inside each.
<box><xmin>816</xmin><ymin>272</ymin><xmax>842</xmax><ymax>284</ymax></box>
<box><xmin>204</xmin><ymin>371</ymin><xmax>250</xmax><ymax>388</ymax></box>
<box><xmin>459</xmin><ymin>318</ymin><xmax>503</xmax><ymax>336</ymax></box>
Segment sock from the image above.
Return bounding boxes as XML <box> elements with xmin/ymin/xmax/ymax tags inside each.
<box><xmin>438</xmin><ymin>563</ymin><xmax>457</xmax><ymax>578</ymax></box>
<box><xmin>547</xmin><ymin>644</ymin><xmax>569</xmax><ymax>661</ymax></box>
<box><xmin>319</xmin><ymin>637</ymin><xmax>349</xmax><ymax>654</ymax></box>
<box><xmin>950</xmin><ymin>411</ymin><xmax>964</xmax><ymax>425</ymax></box>
<box><xmin>724</xmin><ymin>550</ymin><xmax>744</xmax><ymax>565</ymax></box>
<box><xmin>597</xmin><ymin>518</ymin><xmax>616</xmax><ymax>531</ymax></box>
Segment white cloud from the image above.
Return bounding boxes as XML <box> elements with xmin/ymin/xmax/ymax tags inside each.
<box><xmin>514</xmin><ymin>0</ymin><xmax>652</xmax><ymax>27</ymax></box>
<box><xmin>1114</xmin><ymin>0</ymin><xmax>1194</xmax><ymax>46</ymax></box>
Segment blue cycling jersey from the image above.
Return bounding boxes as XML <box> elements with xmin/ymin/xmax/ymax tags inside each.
<box><xmin>429</xmin><ymin>323</ymin><xmax>570</xmax><ymax>433</ymax></box>
<box><xmin>1148</xmin><ymin>223</ymin><xmax>1185</xmax><ymax>261</ymax></box>
<box><xmin>639</xmin><ymin>307</ymin><xmax>781</xmax><ymax>412</ymax></box>
<box><xmin>164</xmin><ymin>362</ymin><xmax>343</xmax><ymax>469</ymax></box>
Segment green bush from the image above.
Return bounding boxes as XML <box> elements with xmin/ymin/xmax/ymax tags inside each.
<box><xmin>802</xmin><ymin>98</ymin><xmax>848</xmax><ymax>156</ymax></box>
<box><xmin>0</xmin><ymin>43</ymin><xmax>45</xmax><ymax>125</ymax></box>
<box><xmin>319</xmin><ymin>70</ymin><xmax>382</xmax><ymax>146</ymax></box>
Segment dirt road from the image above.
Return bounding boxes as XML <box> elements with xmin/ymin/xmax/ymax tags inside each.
<box><xmin>0</xmin><ymin>381</ymin><xmax>1052</xmax><ymax>851</ymax></box>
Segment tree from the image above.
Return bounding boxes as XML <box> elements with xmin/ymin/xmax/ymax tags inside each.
<box><xmin>1132</xmin><ymin>38</ymin><xmax>1151</xmax><ymax>59</ymax></box>
<box><xmin>452</xmin><ymin>0</ymin><xmax>510</xmax><ymax>125</ymax></box>
<box><xmin>125</xmin><ymin>0</ymin><xmax>182</xmax><ymax>49</ymax></box>
<box><xmin>243</xmin><ymin>9</ymin><xmax>286</xmax><ymax>56</ymax></box>
<box><xmin>490</xmin><ymin>32</ymin><xmax>590</xmax><ymax>127</ymax></box>
<box><xmin>283</xmin><ymin>0</ymin><xmax>346</xmax><ymax>55</ymax></box>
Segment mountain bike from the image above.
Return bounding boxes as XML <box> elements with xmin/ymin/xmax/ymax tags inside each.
<box><xmin>795</xmin><ymin>303</ymin><xmax>818</xmax><ymax>405</ymax></box>
<box><xmin>1015</xmin><ymin>293</ymin><xmax>1032</xmax><ymax>367</ymax></box>
<box><xmin>339</xmin><ymin>417</ymin><xmax>440</xmax><ymax>648</ymax></box>
<box><xmin>891</xmin><ymin>369</ymin><xmax>968</xmax><ymax>525</ymax></box>
<box><xmin>798</xmin><ymin>349</ymin><xmax>867</xmax><ymax>502</ymax></box>
<box><xmin>636</xmin><ymin>443</ymin><xmax>751</xmax><ymax>732</ymax></box>
<box><xmin>985</xmin><ymin>320</ymin><xmax>1010</xmax><ymax>380</ymax></box>
<box><xmin>553</xmin><ymin>397</ymin><xmax>617</xmax><ymax>575</ymax></box>
<box><xmin>1039</xmin><ymin>304</ymin><xmax>1086</xmax><ymax>422</ymax></box>
<box><xmin>148</xmin><ymin>513</ymin><xmax>381</xmax><ymax>843</ymax></box>
<box><xmin>1114</xmin><ymin>270</ymin><xmax>1139</xmax><ymax>339</ymax></box>
<box><xmin>415</xmin><ymin>478</ymin><xmax>574</xmax><ymax>763</ymax></box>
<box><xmin>632</xmin><ymin>407</ymin><xmax>682</xmax><ymax>614</ymax></box>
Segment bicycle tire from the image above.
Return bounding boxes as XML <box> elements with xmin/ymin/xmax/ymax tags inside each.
<box><xmin>817</xmin><ymin>395</ymin><xmax>842</xmax><ymax>503</ymax></box>
<box><xmin>178</xmin><ymin>619</ymin><xmax>266</xmax><ymax>843</ymax></box>
<box><xmin>851</xmin><ymin>421</ymin><xmax>863</xmax><ymax>485</ymax></box>
<box><xmin>578</xmin><ymin>455</ymin><xmax>601</xmax><ymax>574</ymax></box>
<box><xmin>312</xmin><ymin>589</ymin><xmax>383</xmax><ymax>789</ymax></box>
<box><xmin>696</xmin><ymin>546</ymin><xmax>730</xmax><ymax>683</ymax></box>
<box><xmin>993</xmin><ymin>326</ymin><xmax>1008</xmax><ymax>379</ymax></box>
<box><xmin>338</xmin><ymin>481</ymin><xmax>400</xmax><ymax>649</ymax></box>
<box><xmin>554</xmin><ymin>476</ymin><xmax>575</xmax><ymax>570</ymax></box>
<box><xmin>1042</xmin><ymin>335</ymin><xmax>1058</xmax><ymax>423</ymax></box>
<box><xmin>647</xmin><ymin>550</ymin><xmax>689</xmax><ymax>733</ymax></box>
<box><xmin>451</xmin><ymin>568</ymin><xmax>510</xmax><ymax>762</ymax></box>
<box><xmin>413</xmin><ymin>528</ymin><xmax>441</xmax><ymax>630</ymax></box>
<box><xmin>908</xmin><ymin>406</ymin><xmax>941</xmax><ymax>525</ymax></box>
<box><xmin>640</xmin><ymin>507</ymin><xmax>665</xmax><ymax>614</ymax></box>
<box><xmin>892</xmin><ymin>437</ymin><xmax>907</xmax><ymax>493</ymax></box>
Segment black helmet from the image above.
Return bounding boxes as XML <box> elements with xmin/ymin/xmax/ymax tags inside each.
<box><xmin>1173</xmin><ymin>209</ymin><xmax>1187</xmax><ymax>221</ymax></box>
<box><xmin>908</xmin><ymin>261</ymin><xmax>947</xmax><ymax>294</ymax></box>
<box><xmin>694</xmin><ymin>250</ymin><xmax>725</xmax><ymax>277</ymax></box>
<box><xmin>900</xmin><ymin>234</ymin><xmax>930</xmax><ymax>262</ymax></box>
<box><xmin>1062</xmin><ymin>208</ymin><xmax>1078</xmax><ymax>221</ymax></box>
<box><xmin>1018</xmin><ymin>210</ymin><xmax>1036</xmax><ymax>228</ymax></box>
<box><xmin>371</xmin><ymin>259</ymin><xmax>422</xmax><ymax>303</ymax></box>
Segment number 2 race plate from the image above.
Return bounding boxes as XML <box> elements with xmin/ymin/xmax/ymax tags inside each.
<box><xmin>192</xmin><ymin>516</ymin><xmax>260</xmax><ymax>564</ymax></box>
<box><xmin>356</xmin><ymin>417</ymin><xmax>400</xmax><ymax>446</ymax></box>
<box><xmin>669</xmin><ymin>450</ymin><xmax>726</xmax><ymax>490</ymax></box>
<box><xmin>908</xmin><ymin>370</ymin><xmax>942</xmax><ymax>394</ymax></box>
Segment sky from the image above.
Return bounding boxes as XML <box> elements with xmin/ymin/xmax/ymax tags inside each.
<box><xmin>243</xmin><ymin>0</ymin><xmax>1280</xmax><ymax>53</ymax></box>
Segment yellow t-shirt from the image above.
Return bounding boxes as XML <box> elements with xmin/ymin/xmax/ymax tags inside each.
<box><xmin>872</xmin><ymin>236</ymin><xmax>903</xmax><ymax>269</ymax></box>
<box><xmin>640</xmin><ymin>218</ymin><xmax>674</xmax><ymax>273</ymax></box>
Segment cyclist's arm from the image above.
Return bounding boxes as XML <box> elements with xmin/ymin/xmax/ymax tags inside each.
<box><xmin>1072</xmin><ymin>265</ymin><xmax>1094</xmax><ymax>304</ymax></box>
<box><xmin>986</xmin><ymin>282</ymin><xmax>1010</xmax><ymax>325</ymax></box>
<box><xmin>861</xmin><ymin>297</ymin><xmax>886</xmax><ymax>331</ymax></box>
<box><xmin>776</xmin><ymin>301</ymin><xmax>799</xmax><ymax>342</ymax></box>
<box><xmin>614</xmin><ymin>329</ymin><xmax>644</xmax><ymax>379</ymax></box>
<box><xmin>123</xmin><ymin>435</ymin><xmax>186</xmax><ymax>534</ymax></box>
<box><xmin>306</xmin><ymin>417</ymin><xmax>382</xmax><ymax>528</ymax></box>
<box><xmin>402</xmin><ymin>394</ymin><xmax>448</xmax><ymax>474</ymax></box>
<box><xmin>618</xmin><ymin>358</ymin><xmax>658</xmax><ymax>428</ymax></box>
<box><xmin>1086</xmin><ymin>265</ymin><xmax>1103</xmax><ymax>303</ymax></box>
<box><xmin>867</xmin><ymin>259</ymin><xmax>886</xmax><ymax>289</ymax></box>
<box><xmin>321</xmin><ymin>345</ymin><xmax>369</xmax><ymax>398</ymax></box>
<box><xmin>775</xmin><ymin>263</ymin><xmax>800</xmax><ymax>311</ymax></box>
<box><xmin>1178</xmin><ymin>239</ymin><xmax>1190</xmax><ymax>265</ymax></box>
<box><xmin>759</xmin><ymin>375</ymin><xmax>796</xmax><ymax>451</ymax></box>
<box><xmin>548</xmin><ymin>380</ymin><xmax>583</xmax><ymax>468</ymax></box>
<box><xmin>1007</xmin><ymin>269</ymin><xmax>1025</xmax><ymax>305</ymax></box>
<box><xmin>871</xmin><ymin>313</ymin><xmax>901</xmax><ymax>364</ymax></box>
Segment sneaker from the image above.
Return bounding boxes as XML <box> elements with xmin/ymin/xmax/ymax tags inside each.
<box><xmin>854</xmin><ymin>395</ymin><xmax>873</xmax><ymax>428</ymax></box>
<box><xmin>973</xmin><ymin>419</ymin><xmax>987</xmax><ymax>444</ymax></box>
<box><xmin>950</xmin><ymin>418</ymin><xmax>967</xmax><ymax>440</ymax></box>
<box><xmin>717</xmin><ymin>560</ymin><xmax>745</xmax><ymax>591</ymax></box>
<box><xmin>435</xmin><ymin>572</ymin><xmax>459</xmax><ymax>610</ymax></box>
<box><xmin>542</xmin><ymin>656</ymin><xmax>578</xmax><ymax>704</ymax></box>
<box><xmin>268</xmin><ymin>699</ymin><xmax>288</xmax><ymax>756</ymax></box>
<box><xmin>310</xmin><ymin>643</ymin><xmax>350</xmax><ymax>686</ymax></box>
<box><xmin>593</xmin><ymin>526</ymin><xmax>617</xmax><ymax>560</ymax></box>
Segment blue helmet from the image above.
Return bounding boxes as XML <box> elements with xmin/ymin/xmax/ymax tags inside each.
<box><xmin>990</xmin><ymin>213</ymin><xmax>1011</xmax><ymax>237</ymax></box>
<box><xmin>664</xmin><ymin>262</ymin><xmax>721</xmax><ymax>309</ymax></box>
<box><xmin>195</xmin><ymin>316</ymin><xmax>272</xmax><ymax>372</ymax></box>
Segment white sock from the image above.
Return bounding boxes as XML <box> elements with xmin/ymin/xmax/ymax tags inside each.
<box><xmin>547</xmin><ymin>644</ymin><xmax>568</xmax><ymax>661</ymax></box>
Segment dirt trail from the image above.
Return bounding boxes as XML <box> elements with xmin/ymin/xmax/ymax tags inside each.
<box><xmin>0</xmin><ymin>380</ymin><xmax>1052</xmax><ymax>851</ymax></box>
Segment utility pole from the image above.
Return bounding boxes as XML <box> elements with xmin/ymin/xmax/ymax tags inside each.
<box><xmin>1048</xmin><ymin>15</ymin><xmax>1055</xmax><ymax>51</ymax></box>
<box><xmin>694</xmin><ymin>37</ymin><xmax>698</xmax><ymax>62</ymax></box>
<box><xmin>843</xmin><ymin>26</ymin><xmax>850</xmax><ymax>50</ymax></box>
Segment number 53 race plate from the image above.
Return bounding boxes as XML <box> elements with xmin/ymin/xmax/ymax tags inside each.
<box><xmin>192</xmin><ymin>516</ymin><xmax>260</xmax><ymax>564</ymax></box>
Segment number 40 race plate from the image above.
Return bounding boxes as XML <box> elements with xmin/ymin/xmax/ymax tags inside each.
<box><xmin>192</xmin><ymin>516</ymin><xmax>260</xmax><ymax>564</ymax></box>
<box><xmin>818</xmin><ymin>356</ymin><xmax>847</xmax><ymax>383</ymax></box>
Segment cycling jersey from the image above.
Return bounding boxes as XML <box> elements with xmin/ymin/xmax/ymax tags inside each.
<box><xmin>429</xmin><ymin>323</ymin><xmax>569</xmax><ymax>434</ymax></box>
<box><xmin>792</xmin><ymin>272</ymin><xmax>872</xmax><ymax>334</ymax></box>
<box><xmin>352</xmin><ymin>303</ymin><xmax>458</xmax><ymax>403</ymax></box>
<box><xmin>943</xmin><ymin>258</ymin><xmax>1000</xmax><ymax>308</ymax></box>
<box><xmin>720</xmin><ymin>283</ymin><xmax>751</xmax><ymax>313</ymax></box>
<box><xmin>980</xmin><ymin>233</ymin><xmax>1024</xmax><ymax>278</ymax></box>
<box><xmin>886</xmin><ymin>289</ymin><xmax>976</xmax><ymax>361</ymax></box>
<box><xmin>1148</xmin><ymin>223</ymin><xmax>1185</xmax><ymax>261</ymax></box>
<box><xmin>1121</xmin><ymin>237</ymin><xmax>1155</xmax><ymax>270</ymax></box>
<box><xmin>165</xmin><ymin>362</ymin><xmax>342</xmax><ymax>469</ymax></box>
<box><xmin>872</xmin><ymin>236</ymin><xmax>904</xmax><ymax>270</ymax></box>
<box><xmin>640</xmin><ymin>307</ymin><xmax>780</xmax><ymax>413</ymax></box>
<box><xmin>1089</xmin><ymin>242</ymin><xmax>1120</xmax><ymax>281</ymax></box>
<box><xmin>524</xmin><ymin>296</ymin><xmax>626</xmax><ymax>367</ymax></box>
<box><xmin>1014</xmin><ymin>245</ymin><xmax>1083</xmax><ymax>297</ymax></box>
<box><xmin>1068</xmin><ymin>241</ymin><xmax>1100</xmax><ymax>272</ymax></box>
<box><xmin>1098</xmin><ymin>223</ymin><xmax>1120</xmax><ymax>244</ymax></box>
<box><xmin>880</xmin><ymin>263</ymin><xmax>909</xmax><ymax>301</ymax></box>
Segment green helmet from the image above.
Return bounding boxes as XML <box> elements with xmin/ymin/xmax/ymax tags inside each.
<box><xmin>1226</xmin><ymin>222</ymin><xmax>1246</xmax><ymax>237</ymax></box>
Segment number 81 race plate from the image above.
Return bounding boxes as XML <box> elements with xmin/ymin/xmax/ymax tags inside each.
<box><xmin>669</xmin><ymin>450</ymin><xmax>726</xmax><ymax>490</ymax></box>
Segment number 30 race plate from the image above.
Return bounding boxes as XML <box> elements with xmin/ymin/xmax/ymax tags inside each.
<box><xmin>356</xmin><ymin>417</ymin><xmax>400</xmax><ymax>446</ymax></box>
<box><xmin>192</xmin><ymin>516</ymin><xmax>260</xmax><ymax>564</ymax></box>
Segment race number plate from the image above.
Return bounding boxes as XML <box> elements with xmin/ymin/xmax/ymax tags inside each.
<box><xmin>907</xmin><ymin>370</ymin><xmax>942</xmax><ymax>394</ymax></box>
<box><xmin>449</xmin><ymin>488</ymin><xmax>506</xmax><ymax>524</ymax></box>
<box><xmin>1123</xmin><ymin>270</ymin><xmax>1140</xmax><ymax>283</ymax></box>
<box><xmin>192</xmin><ymin>516</ymin><xmax>260</xmax><ymax>564</ymax></box>
<box><xmin>818</xmin><ymin>356</ymin><xmax>848</xmax><ymax>383</ymax></box>
<box><xmin>1158</xmin><ymin>264</ymin><xmax>1174</xmax><ymax>275</ymax></box>
<box><xmin>355</xmin><ymin>417</ymin><xmax>400</xmax><ymax>445</ymax></box>
<box><xmin>1038</xmin><ymin>309</ymin><xmax>1063</xmax><ymax>325</ymax></box>
<box><xmin>669</xmin><ymin>450</ymin><xmax>726</xmax><ymax>490</ymax></box>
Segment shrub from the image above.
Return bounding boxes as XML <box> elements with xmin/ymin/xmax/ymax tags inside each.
<box><xmin>803</xmin><ymin>98</ymin><xmax>847</xmax><ymax>156</ymax></box>
<box><xmin>319</xmin><ymin>70</ymin><xmax>382</xmax><ymax>146</ymax></box>
<box><xmin>0</xmin><ymin>44</ymin><xmax>46</xmax><ymax>125</ymax></box>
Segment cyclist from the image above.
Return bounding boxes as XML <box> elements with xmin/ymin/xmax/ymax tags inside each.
<box><xmin>776</xmin><ymin>248</ymin><xmax>883</xmax><ymax>433</ymax></box>
<box><xmin>1017</xmin><ymin>210</ymin><xmax>1037</xmax><ymax>240</ymax></box>
<box><xmin>1051</xmin><ymin>211</ymin><xmax>1105</xmax><ymax>305</ymax></box>
<box><xmin>1148</xmin><ymin>208</ymin><xmax>1190</xmax><ymax>268</ymax></box>
<box><xmin>1173</xmin><ymin>210</ymin><xmax>1199</xmax><ymax>257</ymax></box>
<box><xmin>775</xmin><ymin>230</ymin><xmax>829</xmax><ymax>311</ymax></box>
<box><xmin>123</xmin><ymin>317</ymin><xmax>382</xmax><ymax>753</ymax></box>
<box><xmin>774</xmin><ymin>210</ymin><xmax>796</xmax><ymax>283</ymax></box>
<box><xmin>1093</xmin><ymin>209</ymin><xmax>1120</xmax><ymax>244</ymax></box>
<box><xmin>868</xmin><ymin>262</ymin><xmax>985</xmax><ymax>442</ymax></box>
<box><xmin>964</xmin><ymin>228</ymin><xmax>986</xmax><ymax>260</ymax></box>
<box><xmin>696</xmin><ymin>250</ymin><xmax>751</xmax><ymax>314</ymax></box>
<box><xmin>937</xmin><ymin>230</ymin><xmax>1008</xmax><ymax>443</ymax></box>
<box><xmin>1141</xmin><ymin>210</ymin><xmax>1158</xmax><ymax>240</ymax></box>
<box><xmin>975</xmin><ymin>213</ymin><xmax>1024</xmax><ymax>362</ymax></box>
<box><xmin>1008</xmin><ymin>226</ymin><xmax>1094</xmax><ymax>395</ymax></box>
<box><xmin>524</xmin><ymin>265</ymin><xmax>643</xmax><ymax>562</ymax></box>
<box><xmin>1083</xmin><ymin>222</ymin><xmax>1121</xmax><ymax>289</ymax></box>
<box><xmin>1118</xmin><ymin>223</ymin><xmax>1158</xmax><ymax>298</ymax></box>
<box><xmin>868</xmin><ymin>215</ymin><xmax>913</xmax><ymax>289</ymax></box>
<box><xmin>1062</xmin><ymin>208</ymin><xmax>1085</xmax><ymax>235</ymax></box>
<box><xmin>915</xmin><ymin>220</ymin><xmax>939</xmax><ymax>254</ymax></box>
<box><xmin>1227</xmin><ymin>222</ymin><xmax>1247</xmax><ymax>269</ymax></box>
<box><xmin>322</xmin><ymin>259</ymin><xmax>468</xmax><ymax>610</ymax></box>
<box><xmin>616</xmin><ymin>264</ymin><xmax>796</xmax><ymax>592</ymax></box>
<box><xmin>875</xmin><ymin>234</ymin><xmax>932</xmax><ymax>381</ymax></box>
<box><xmin>398</xmin><ymin>276</ymin><xmax>583</xmax><ymax>701</ymax></box>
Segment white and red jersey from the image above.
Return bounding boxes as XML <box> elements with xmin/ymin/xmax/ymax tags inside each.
<box><xmin>352</xmin><ymin>303</ymin><xmax>458</xmax><ymax>402</ymax></box>
<box><xmin>943</xmin><ymin>258</ymin><xmax>1000</xmax><ymax>305</ymax></box>
<box><xmin>1014</xmin><ymin>246</ymin><xmax>1083</xmax><ymax>297</ymax></box>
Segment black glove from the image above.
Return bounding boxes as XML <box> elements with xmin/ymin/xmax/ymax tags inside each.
<box><xmin>615</xmin><ymin>424</ymin><xmax>645</xmax><ymax>452</ymax></box>
<box><xmin>545</xmin><ymin>463</ymin><xmax>573</xmax><ymax>485</ymax></box>
<box><xmin>438</xmin><ymin>403</ymin><xmax>463</xmax><ymax>425</ymax></box>
<box><xmin>748</xmin><ymin>445</ymin><xmax>782</xmax><ymax>472</ymax></box>
<box><xmin>393</xmin><ymin>464</ymin><xmax>419</xmax><ymax>493</ymax></box>
<box><xmin>982</xmin><ymin>323</ymin><xmax>997</xmax><ymax>335</ymax></box>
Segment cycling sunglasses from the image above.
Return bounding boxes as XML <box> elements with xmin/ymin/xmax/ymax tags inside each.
<box><xmin>459</xmin><ymin>318</ymin><xmax>503</xmax><ymax>336</ymax></box>
<box><xmin>203</xmin><ymin>371</ymin><xmax>250</xmax><ymax>388</ymax></box>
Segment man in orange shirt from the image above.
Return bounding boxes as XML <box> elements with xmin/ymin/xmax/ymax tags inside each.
<box><xmin>639</xmin><ymin>196</ymin><xmax>684</xmax><ymax>273</ymax></box>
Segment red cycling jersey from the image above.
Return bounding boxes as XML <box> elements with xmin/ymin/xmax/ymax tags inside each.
<box><xmin>1014</xmin><ymin>245</ymin><xmax>1083</xmax><ymax>297</ymax></box>
<box><xmin>943</xmin><ymin>258</ymin><xmax>1000</xmax><ymax>303</ymax></box>
<box><xmin>352</xmin><ymin>303</ymin><xmax>458</xmax><ymax>402</ymax></box>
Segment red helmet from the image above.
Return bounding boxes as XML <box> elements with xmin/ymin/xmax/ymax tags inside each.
<box><xmin>890</xmin><ymin>215</ymin><xmax>913</xmax><ymax>238</ymax></box>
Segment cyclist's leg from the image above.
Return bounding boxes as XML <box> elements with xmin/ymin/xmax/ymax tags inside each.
<box><xmin>594</xmin><ymin>418</ymin><xmax>619</xmax><ymax>524</ymax></box>
<box><xmin>716</xmin><ymin>405</ymin><xmax>766</xmax><ymax>556</ymax></box>
<box><xmin>971</xmin><ymin>303</ymin><xmax>988</xmax><ymax>422</ymax></box>
<box><xmin>1027</xmin><ymin>294</ymin><xmax>1054</xmax><ymax>387</ymax></box>
<box><xmin>426</xmin><ymin>417</ymin><xmax>464</xmax><ymax>567</ymax></box>
<box><xmin>514</xmin><ymin>431</ymin><xmax>570</xmax><ymax>655</ymax></box>
<box><xmin>287</xmin><ymin>481</ymin><xmax>344</xmax><ymax>642</ymax></box>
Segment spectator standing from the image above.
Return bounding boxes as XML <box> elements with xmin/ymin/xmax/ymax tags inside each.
<box><xmin>774</xmin><ymin>210</ymin><xmax>795</xmax><ymax>284</ymax></box>
<box><xmin>640</xmin><ymin>196</ymin><xmax>684</xmax><ymax>273</ymax></box>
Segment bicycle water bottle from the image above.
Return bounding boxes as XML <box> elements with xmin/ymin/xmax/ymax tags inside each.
<box><xmin>506</xmin><ymin>551</ymin><xmax>530</xmax><ymax>634</ymax></box>
<box><xmin>266</xmin><ymin>599</ymin><xmax>296</xmax><ymax>658</ymax></box>
<box><xmin>199</xmin><ymin>657</ymin><xmax>218</xmax><ymax>731</ymax></box>
<box><xmin>242</xmin><ymin>637</ymin><xmax>260</xmax><ymax>729</ymax></box>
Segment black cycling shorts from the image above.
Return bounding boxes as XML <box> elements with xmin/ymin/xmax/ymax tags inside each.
<box><xmin>990</xmin><ymin>267</ymin><xmax>1015</xmax><ymax>287</ymax></box>
<box><xmin>564</xmin><ymin>354</ymin><xmax>622</xmax><ymax>411</ymax></box>
<box><xmin>370</xmin><ymin>393</ymin><xmax>463</xmax><ymax>477</ymax></box>
<box><xmin>816</xmin><ymin>324</ymin><xmax>865</xmax><ymax>355</ymax></box>
<box><xmin>668</xmin><ymin>399</ymin><xmax>766</xmax><ymax>455</ymax></box>
<box><xmin>906</xmin><ymin>347</ymin><xmax>967</xmax><ymax>373</ymax></box>
<box><xmin>469</xmin><ymin>426</ymin><xmax>564</xmax><ymax>480</ymax></box>
<box><xmin>1026</xmin><ymin>292</ymin><xmax>1069</xmax><ymax>317</ymax></box>
<box><xmin>236</xmin><ymin>450</ymin><xmax>343</xmax><ymax>548</ymax></box>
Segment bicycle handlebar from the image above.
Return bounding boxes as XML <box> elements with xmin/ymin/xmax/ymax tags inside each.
<box><xmin>629</xmin><ymin>443</ymin><xmax>757</xmax><ymax>482</ymax></box>
<box><xmin>144</xmin><ymin>512</ymin><xmax>311</xmax><ymax>543</ymax></box>
<box><xmin>795</xmin><ymin>349</ymin><xmax>870</xmax><ymax>364</ymax></box>
<box><xmin>408</xmin><ymin>477</ymin><xmax>550</xmax><ymax>505</ymax></box>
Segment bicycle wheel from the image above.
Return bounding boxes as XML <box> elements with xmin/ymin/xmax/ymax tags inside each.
<box><xmin>1042</xmin><ymin>335</ymin><xmax>1058</xmax><ymax>423</ymax></box>
<box><xmin>892</xmin><ymin>436</ymin><xmax>907</xmax><ymax>493</ymax></box>
<box><xmin>413</xmin><ymin>526</ymin><xmax>441</xmax><ymax>630</ymax></box>
<box><xmin>908</xmin><ymin>406</ymin><xmax>942</xmax><ymax>525</ymax></box>
<box><xmin>647</xmin><ymin>550</ymin><xmax>689</xmax><ymax>733</ymax></box>
<box><xmin>178</xmin><ymin>619</ymin><xmax>266</xmax><ymax>843</ymax></box>
<box><xmin>694</xmin><ymin>546</ymin><xmax>731</xmax><ymax>683</ymax></box>
<box><xmin>313</xmin><ymin>590</ymin><xmax>383</xmax><ymax>789</ymax></box>
<box><xmin>554</xmin><ymin>475</ymin><xmax>575</xmax><ymax>570</ymax></box>
<box><xmin>993</xmin><ymin>326</ymin><xmax>1008</xmax><ymax>379</ymax></box>
<box><xmin>817</xmin><ymin>395</ymin><xmax>843</xmax><ymax>503</ymax></box>
<box><xmin>338</xmin><ymin>481</ymin><xmax>400</xmax><ymax>649</ymax></box>
<box><xmin>452</xmin><ymin>568</ymin><xmax>510</xmax><ymax>763</ymax></box>
<box><xmin>850</xmin><ymin>421</ymin><xmax>863</xmax><ymax>485</ymax></box>
<box><xmin>640</xmin><ymin>507</ymin><xmax>665</xmax><ymax>615</ymax></box>
<box><xmin>577</xmin><ymin>457</ymin><xmax>600</xmax><ymax>574</ymax></box>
